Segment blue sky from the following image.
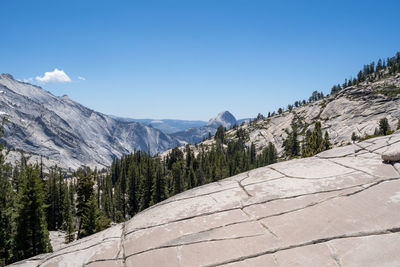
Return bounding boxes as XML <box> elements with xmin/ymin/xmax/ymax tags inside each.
<box><xmin>1</xmin><ymin>0</ymin><xmax>399</xmax><ymax>120</ymax></box>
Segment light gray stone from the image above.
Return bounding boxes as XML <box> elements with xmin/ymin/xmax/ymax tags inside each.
<box><xmin>10</xmin><ymin>133</ymin><xmax>400</xmax><ymax>267</ymax></box>
<box><xmin>382</xmin><ymin>142</ymin><xmax>400</xmax><ymax>162</ymax></box>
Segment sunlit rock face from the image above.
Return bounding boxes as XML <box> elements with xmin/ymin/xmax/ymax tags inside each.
<box><xmin>207</xmin><ymin>111</ymin><xmax>237</xmax><ymax>129</ymax></box>
<box><xmin>0</xmin><ymin>74</ymin><xmax>180</xmax><ymax>169</ymax></box>
<box><xmin>382</xmin><ymin>141</ymin><xmax>400</xmax><ymax>162</ymax></box>
<box><xmin>10</xmin><ymin>133</ymin><xmax>400</xmax><ymax>266</ymax></box>
<box><xmin>166</xmin><ymin>74</ymin><xmax>400</xmax><ymax>164</ymax></box>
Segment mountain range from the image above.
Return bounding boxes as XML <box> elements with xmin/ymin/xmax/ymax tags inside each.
<box><xmin>0</xmin><ymin>74</ymin><xmax>238</xmax><ymax>168</ymax></box>
<box><xmin>109</xmin><ymin>116</ymin><xmax>208</xmax><ymax>134</ymax></box>
<box><xmin>4</xmin><ymin>70</ymin><xmax>399</xmax><ymax>170</ymax></box>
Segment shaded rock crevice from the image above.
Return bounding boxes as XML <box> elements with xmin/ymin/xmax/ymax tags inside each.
<box><xmin>237</xmin><ymin>172</ymin><xmax>253</xmax><ymax>197</ymax></box>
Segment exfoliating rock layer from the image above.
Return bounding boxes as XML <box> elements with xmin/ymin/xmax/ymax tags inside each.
<box><xmin>11</xmin><ymin>133</ymin><xmax>400</xmax><ymax>267</ymax></box>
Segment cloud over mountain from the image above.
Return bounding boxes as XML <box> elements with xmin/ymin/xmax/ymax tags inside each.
<box><xmin>36</xmin><ymin>68</ymin><xmax>72</xmax><ymax>83</ymax></box>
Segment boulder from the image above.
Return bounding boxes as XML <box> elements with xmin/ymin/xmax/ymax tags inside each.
<box><xmin>382</xmin><ymin>142</ymin><xmax>400</xmax><ymax>162</ymax></box>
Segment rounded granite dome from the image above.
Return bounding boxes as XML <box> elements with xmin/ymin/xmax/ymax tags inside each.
<box><xmin>11</xmin><ymin>133</ymin><xmax>400</xmax><ymax>266</ymax></box>
<box><xmin>207</xmin><ymin>111</ymin><xmax>237</xmax><ymax>129</ymax></box>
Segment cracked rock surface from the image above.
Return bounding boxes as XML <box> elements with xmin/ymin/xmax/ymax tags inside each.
<box><xmin>10</xmin><ymin>133</ymin><xmax>400</xmax><ymax>267</ymax></box>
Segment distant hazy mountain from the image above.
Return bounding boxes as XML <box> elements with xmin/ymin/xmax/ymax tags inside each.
<box><xmin>0</xmin><ymin>74</ymin><xmax>180</xmax><ymax>168</ymax></box>
<box><xmin>171</xmin><ymin>111</ymin><xmax>237</xmax><ymax>144</ymax></box>
<box><xmin>112</xmin><ymin>111</ymin><xmax>241</xmax><ymax>144</ymax></box>
<box><xmin>0</xmin><ymin>74</ymin><xmax>243</xmax><ymax>168</ymax></box>
<box><xmin>110</xmin><ymin>116</ymin><xmax>207</xmax><ymax>134</ymax></box>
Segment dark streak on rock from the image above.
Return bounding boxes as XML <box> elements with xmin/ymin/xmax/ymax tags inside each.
<box><xmin>205</xmin><ymin>227</ymin><xmax>400</xmax><ymax>266</ymax></box>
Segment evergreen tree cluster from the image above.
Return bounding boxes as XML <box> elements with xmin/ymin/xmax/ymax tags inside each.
<box><xmin>302</xmin><ymin>121</ymin><xmax>331</xmax><ymax>157</ymax></box>
<box><xmin>268</xmin><ymin>90</ymin><xmax>324</xmax><ymax>119</ymax></box>
<box><xmin>283</xmin><ymin>121</ymin><xmax>331</xmax><ymax>158</ymax></box>
<box><xmin>353</xmin><ymin>117</ymin><xmax>396</xmax><ymax>142</ymax></box>
<box><xmin>106</xmin><ymin>130</ymin><xmax>278</xmax><ymax>220</ymax></box>
<box><xmin>0</xmin><ymin>121</ymin><xmax>115</xmax><ymax>264</ymax></box>
<box><xmin>331</xmin><ymin>51</ymin><xmax>400</xmax><ymax>94</ymax></box>
<box><xmin>266</xmin><ymin>51</ymin><xmax>400</xmax><ymax>119</ymax></box>
<box><xmin>0</xmin><ymin>126</ymin><xmax>52</xmax><ymax>265</ymax></box>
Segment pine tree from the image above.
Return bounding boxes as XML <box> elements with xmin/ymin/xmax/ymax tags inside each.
<box><xmin>172</xmin><ymin>162</ymin><xmax>183</xmax><ymax>195</ymax></box>
<box><xmin>302</xmin><ymin>129</ymin><xmax>312</xmax><ymax>157</ymax></box>
<box><xmin>76</xmin><ymin>167</ymin><xmax>94</xmax><ymax>239</ymax></box>
<box><xmin>215</xmin><ymin>126</ymin><xmax>225</xmax><ymax>144</ymax></box>
<box><xmin>112</xmin><ymin>158</ymin><xmax>128</xmax><ymax>220</ymax></box>
<box><xmin>379</xmin><ymin>118</ymin><xmax>390</xmax><ymax>135</ymax></box>
<box><xmin>127</xmin><ymin>165</ymin><xmax>138</xmax><ymax>217</ymax></box>
<box><xmin>187</xmin><ymin>166</ymin><xmax>197</xmax><ymax>190</ymax></box>
<box><xmin>323</xmin><ymin>131</ymin><xmax>331</xmax><ymax>150</ymax></box>
<box><xmin>45</xmin><ymin>167</ymin><xmax>66</xmax><ymax>231</ymax></box>
<box><xmin>0</xmin><ymin>125</ymin><xmax>15</xmax><ymax>265</ymax></box>
<box><xmin>114</xmin><ymin>180</ymin><xmax>124</xmax><ymax>222</ymax></box>
<box><xmin>267</xmin><ymin>142</ymin><xmax>277</xmax><ymax>164</ymax></box>
<box><xmin>249</xmin><ymin>143</ymin><xmax>256</xmax><ymax>166</ymax></box>
<box><xmin>150</xmin><ymin>163</ymin><xmax>166</xmax><ymax>206</ymax></box>
<box><xmin>64</xmin><ymin>185</ymin><xmax>75</xmax><ymax>243</ymax></box>
<box><xmin>101</xmin><ymin>174</ymin><xmax>115</xmax><ymax>220</ymax></box>
<box><xmin>0</xmin><ymin>167</ymin><xmax>14</xmax><ymax>265</ymax></box>
<box><xmin>303</xmin><ymin>121</ymin><xmax>324</xmax><ymax>157</ymax></box>
<box><xmin>79</xmin><ymin>194</ymin><xmax>100</xmax><ymax>238</ymax></box>
<box><xmin>139</xmin><ymin>154</ymin><xmax>153</xmax><ymax>211</ymax></box>
<box><xmin>14</xmin><ymin>165</ymin><xmax>52</xmax><ymax>261</ymax></box>
<box><xmin>351</xmin><ymin>132</ymin><xmax>358</xmax><ymax>142</ymax></box>
<box><xmin>283</xmin><ymin>126</ymin><xmax>300</xmax><ymax>158</ymax></box>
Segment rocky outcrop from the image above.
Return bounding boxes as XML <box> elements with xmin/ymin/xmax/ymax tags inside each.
<box><xmin>207</xmin><ymin>111</ymin><xmax>237</xmax><ymax>129</ymax></box>
<box><xmin>185</xmin><ymin>74</ymin><xmax>400</xmax><ymax>157</ymax></box>
<box><xmin>11</xmin><ymin>133</ymin><xmax>400</xmax><ymax>266</ymax></box>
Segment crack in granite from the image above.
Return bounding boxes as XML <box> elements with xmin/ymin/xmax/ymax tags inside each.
<box><xmin>124</xmin><ymin>234</ymin><xmax>265</xmax><ymax>260</ymax></box>
<box><xmin>327</xmin><ymin>243</ymin><xmax>342</xmax><ymax>267</ymax></box>
<box><xmin>205</xmin><ymin>227</ymin><xmax>400</xmax><ymax>266</ymax></box>
<box><xmin>124</xmin><ymin>182</ymin><xmax>370</xmax><ymax>238</ymax></box>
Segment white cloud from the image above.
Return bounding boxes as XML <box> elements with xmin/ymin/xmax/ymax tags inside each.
<box><xmin>23</xmin><ymin>77</ymin><xmax>33</xmax><ymax>83</ymax></box>
<box><xmin>36</xmin><ymin>68</ymin><xmax>71</xmax><ymax>83</ymax></box>
<box><xmin>78</xmin><ymin>76</ymin><xmax>86</xmax><ymax>81</ymax></box>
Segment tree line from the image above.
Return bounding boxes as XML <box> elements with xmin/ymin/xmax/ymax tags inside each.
<box><xmin>0</xmin><ymin>124</ymin><xmax>277</xmax><ymax>265</ymax></box>
<box><xmin>331</xmin><ymin>51</ymin><xmax>400</xmax><ymax>94</ymax></box>
<box><xmin>265</xmin><ymin>51</ymin><xmax>400</xmax><ymax>118</ymax></box>
<box><xmin>106</xmin><ymin>125</ymin><xmax>277</xmax><ymax>221</ymax></box>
